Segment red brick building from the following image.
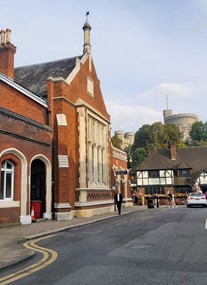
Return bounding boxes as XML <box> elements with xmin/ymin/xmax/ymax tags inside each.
<box><xmin>111</xmin><ymin>147</ymin><xmax>132</xmax><ymax>207</ymax></box>
<box><xmin>0</xmin><ymin>29</ymin><xmax>53</xmax><ymax>224</ymax></box>
<box><xmin>0</xmin><ymin>17</ymin><xmax>130</xmax><ymax>225</ymax></box>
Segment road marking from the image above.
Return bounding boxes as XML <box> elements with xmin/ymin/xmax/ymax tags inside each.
<box><xmin>205</xmin><ymin>219</ymin><xmax>207</xmax><ymax>229</ymax></box>
<box><xmin>0</xmin><ymin>235</ymin><xmax>58</xmax><ymax>285</ymax></box>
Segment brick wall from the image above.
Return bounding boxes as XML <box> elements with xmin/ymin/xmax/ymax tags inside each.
<box><xmin>51</xmin><ymin>56</ymin><xmax>111</xmax><ymax>212</ymax></box>
<box><xmin>0</xmin><ymin>207</ymin><xmax>20</xmax><ymax>224</ymax></box>
<box><xmin>0</xmin><ymin>81</ymin><xmax>48</xmax><ymax>125</ymax></box>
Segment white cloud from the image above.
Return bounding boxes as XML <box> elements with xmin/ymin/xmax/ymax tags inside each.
<box><xmin>107</xmin><ymin>81</ymin><xmax>207</xmax><ymax>133</ymax></box>
<box><xmin>1</xmin><ymin>0</ymin><xmax>207</xmax><ymax>135</ymax></box>
<box><xmin>106</xmin><ymin>101</ymin><xmax>162</xmax><ymax>134</ymax></box>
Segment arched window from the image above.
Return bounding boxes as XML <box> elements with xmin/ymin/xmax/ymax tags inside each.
<box><xmin>0</xmin><ymin>160</ymin><xmax>14</xmax><ymax>200</ymax></box>
<box><xmin>87</xmin><ymin>115</ymin><xmax>108</xmax><ymax>187</ymax></box>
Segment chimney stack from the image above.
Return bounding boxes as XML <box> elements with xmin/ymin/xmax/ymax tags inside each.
<box><xmin>170</xmin><ymin>142</ymin><xmax>177</xmax><ymax>160</ymax></box>
<box><xmin>0</xmin><ymin>28</ymin><xmax>16</xmax><ymax>79</ymax></box>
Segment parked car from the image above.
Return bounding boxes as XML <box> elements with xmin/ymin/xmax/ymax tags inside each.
<box><xmin>187</xmin><ymin>192</ymin><xmax>207</xmax><ymax>208</ymax></box>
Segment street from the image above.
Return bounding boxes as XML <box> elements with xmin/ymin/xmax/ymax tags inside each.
<box><xmin>1</xmin><ymin>206</ymin><xmax>207</xmax><ymax>285</ymax></box>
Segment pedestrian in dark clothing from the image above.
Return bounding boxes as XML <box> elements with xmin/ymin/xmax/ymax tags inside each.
<box><xmin>114</xmin><ymin>190</ymin><xmax>123</xmax><ymax>214</ymax></box>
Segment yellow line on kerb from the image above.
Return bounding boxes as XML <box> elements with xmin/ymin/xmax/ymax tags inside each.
<box><xmin>0</xmin><ymin>235</ymin><xmax>58</xmax><ymax>284</ymax></box>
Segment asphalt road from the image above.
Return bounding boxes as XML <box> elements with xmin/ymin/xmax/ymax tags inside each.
<box><xmin>1</xmin><ymin>206</ymin><xmax>207</xmax><ymax>285</ymax></box>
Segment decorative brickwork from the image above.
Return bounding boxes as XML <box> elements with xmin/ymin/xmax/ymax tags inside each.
<box><xmin>87</xmin><ymin>191</ymin><xmax>112</xmax><ymax>201</ymax></box>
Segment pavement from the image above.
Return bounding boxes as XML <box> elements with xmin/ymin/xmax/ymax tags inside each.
<box><xmin>0</xmin><ymin>205</ymin><xmax>164</xmax><ymax>270</ymax></box>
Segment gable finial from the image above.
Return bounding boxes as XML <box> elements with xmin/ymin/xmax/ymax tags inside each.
<box><xmin>83</xmin><ymin>11</ymin><xmax>91</xmax><ymax>54</ymax></box>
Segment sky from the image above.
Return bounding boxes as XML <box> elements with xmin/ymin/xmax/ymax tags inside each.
<box><xmin>1</xmin><ymin>0</ymin><xmax>207</xmax><ymax>135</ymax></box>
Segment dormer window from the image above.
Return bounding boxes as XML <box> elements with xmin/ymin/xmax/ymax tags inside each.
<box><xmin>177</xmin><ymin>169</ymin><xmax>192</xmax><ymax>177</ymax></box>
<box><xmin>87</xmin><ymin>77</ymin><xmax>94</xmax><ymax>97</ymax></box>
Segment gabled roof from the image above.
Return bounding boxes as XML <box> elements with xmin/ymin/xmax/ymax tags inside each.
<box><xmin>0</xmin><ymin>72</ymin><xmax>47</xmax><ymax>108</ymax></box>
<box><xmin>177</xmin><ymin>162</ymin><xmax>191</xmax><ymax>169</ymax></box>
<box><xmin>193</xmin><ymin>169</ymin><xmax>207</xmax><ymax>182</ymax></box>
<box><xmin>135</xmin><ymin>147</ymin><xmax>207</xmax><ymax>176</ymax></box>
<box><xmin>14</xmin><ymin>55</ymin><xmax>83</xmax><ymax>99</ymax></box>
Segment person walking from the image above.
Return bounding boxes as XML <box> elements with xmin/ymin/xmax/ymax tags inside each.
<box><xmin>114</xmin><ymin>189</ymin><xmax>123</xmax><ymax>215</ymax></box>
<box><xmin>168</xmin><ymin>191</ymin><xmax>176</xmax><ymax>207</ymax></box>
<box><xmin>171</xmin><ymin>192</ymin><xmax>176</xmax><ymax>207</ymax></box>
<box><xmin>167</xmin><ymin>191</ymin><xmax>172</xmax><ymax>207</ymax></box>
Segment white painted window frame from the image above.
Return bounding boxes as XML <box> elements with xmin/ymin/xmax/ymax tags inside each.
<box><xmin>0</xmin><ymin>160</ymin><xmax>14</xmax><ymax>200</ymax></box>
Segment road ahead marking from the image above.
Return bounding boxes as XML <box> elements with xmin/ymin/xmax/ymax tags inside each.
<box><xmin>0</xmin><ymin>235</ymin><xmax>58</xmax><ymax>284</ymax></box>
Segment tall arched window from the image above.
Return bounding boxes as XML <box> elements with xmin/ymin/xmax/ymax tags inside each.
<box><xmin>0</xmin><ymin>160</ymin><xmax>14</xmax><ymax>200</ymax></box>
<box><xmin>87</xmin><ymin>115</ymin><xmax>108</xmax><ymax>187</ymax></box>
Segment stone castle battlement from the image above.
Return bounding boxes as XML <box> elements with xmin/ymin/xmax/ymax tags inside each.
<box><xmin>114</xmin><ymin>130</ymin><xmax>135</xmax><ymax>150</ymax></box>
<box><xmin>163</xmin><ymin>109</ymin><xmax>199</xmax><ymax>141</ymax></box>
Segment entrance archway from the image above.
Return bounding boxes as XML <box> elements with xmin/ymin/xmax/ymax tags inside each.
<box><xmin>31</xmin><ymin>159</ymin><xmax>46</xmax><ymax>218</ymax></box>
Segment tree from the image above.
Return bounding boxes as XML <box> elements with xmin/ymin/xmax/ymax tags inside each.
<box><xmin>130</xmin><ymin>122</ymin><xmax>182</xmax><ymax>166</ymax></box>
<box><xmin>132</xmin><ymin>124</ymin><xmax>151</xmax><ymax>151</ymax></box>
<box><xmin>131</xmin><ymin>147</ymin><xmax>148</xmax><ymax>168</ymax></box>
<box><xmin>149</xmin><ymin>122</ymin><xmax>168</xmax><ymax>150</ymax></box>
<box><xmin>132</xmin><ymin>122</ymin><xmax>181</xmax><ymax>152</ymax></box>
<box><xmin>189</xmin><ymin>121</ymin><xmax>207</xmax><ymax>143</ymax></box>
<box><xmin>111</xmin><ymin>135</ymin><xmax>122</xmax><ymax>150</ymax></box>
<box><xmin>165</xmin><ymin>124</ymin><xmax>181</xmax><ymax>145</ymax></box>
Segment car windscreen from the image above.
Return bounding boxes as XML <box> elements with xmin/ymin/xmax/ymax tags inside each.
<box><xmin>190</xmin><ymin>193</ymin><xmax>203</xmax><ymax>197</ymax></box>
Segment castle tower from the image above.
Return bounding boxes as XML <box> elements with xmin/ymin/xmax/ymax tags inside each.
<box><xmin>163</xmin><ymin>109</ymin><xmax>199</xmax><ymax>141</ymax></box>
<box><xmin>163</xmin><ymin>109</ymin><xmax>173</xmax><ymax>124</ymax></box>
<box><xmin>125</xmin><ymin>132</ymin><xmax>135</xmax><ymax>147</ymax></box>
<box><xmin>114</xmin><ymin>131</ymin><xmax>135</xmax><ymax>150</ymax></box>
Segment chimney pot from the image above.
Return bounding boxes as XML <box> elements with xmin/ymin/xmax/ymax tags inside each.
<box><xmin>0</xmin><ymin>30</ymin><xmax>6</xmax><ymax>46</ymax></box>
<box><xmin>0</xmin><ymin>28</ymin><xmax>16</xmax><ymax>79</ymax></box>
<box><xmin>6</xmin><ymin>28</ymin><xmax>11</xmax><ymax>44</ymax></box>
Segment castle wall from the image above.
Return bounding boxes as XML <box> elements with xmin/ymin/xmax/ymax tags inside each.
<box><xmin>163</xmin><ymin>110</ymin><xmax>199</xmax><ymax>141</ymax></box>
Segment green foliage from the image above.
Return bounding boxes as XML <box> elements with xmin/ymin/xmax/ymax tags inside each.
<box><xmin>165</xmin><ymin>124</ymin><xmax>180</xmax><ymax>144</ymax></box>
<box><xmin>132</xmin><ymin>124</ymin><xmax>151</xmax><ymax>151</ymax></box>
<box><xmin>189</xmin><ymin>121</ymin><xmax>207</xmax><ymax>143</ymax></box>
<box><xmin>176</xmin><ymin>141</ymin><xmax>186</xmax><ymax>148</ymax></box>
<box><xmin>131</xmin><ymin>147</ymin><xmax>148</xmax><ymax>168</ymax></box>
<box><xmin>111</xmin><ymin>135</ymin><xmax>122</xmax><ymax>150</ymax></box>
<box><xmin>132</xmin><ymin>122</ymin><xmax>181</xmax><ymax>152</ymax></box>
<box><xmin>130</xmin><ymin>122</ymin><xmax>182</xmax><ymax>167</ymax></box>
<box><xmin>149</xmin><ymin>122</ymin><xmax>168</xmax><ymax>150</ymax></box>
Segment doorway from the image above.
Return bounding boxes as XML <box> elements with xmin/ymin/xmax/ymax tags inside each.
<box><xmin>31</xmin><ymin>159</ymin><xmax>46</xmax><ymax>218</ymax></box>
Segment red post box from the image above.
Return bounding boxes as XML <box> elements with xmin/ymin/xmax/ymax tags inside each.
<box><xmin>31</xmin><ymin>201</ymin><xmax>42</xmax><ymax>219</ymax></box>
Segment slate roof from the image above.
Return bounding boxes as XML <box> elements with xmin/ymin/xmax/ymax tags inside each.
<box><xmin>14</xmin><ymin>56</ymin><xmax>83</xmax><ymax>100</ymax></box>
<box><xmin>135</xmin><ymin>146</ymin><xmax>207</xmax><ymax>182</ymax></box>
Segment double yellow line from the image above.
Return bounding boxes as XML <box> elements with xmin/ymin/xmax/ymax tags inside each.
<box><xmin>0</xmin><ymin>235</ymin><xmax>58</xmax><ymax>284</ymax></box>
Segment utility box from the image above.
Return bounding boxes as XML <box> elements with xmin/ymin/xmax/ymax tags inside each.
<box><xmin>147</xmin><ymin>197</ymin><xmax>154</xmax><ymax>209</ymax></box>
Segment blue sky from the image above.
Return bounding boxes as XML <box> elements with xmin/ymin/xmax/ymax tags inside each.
<box><xmin>1</xmin><ymin>0</ymin><xmax>207</xmax><ymax>134</ymax></box>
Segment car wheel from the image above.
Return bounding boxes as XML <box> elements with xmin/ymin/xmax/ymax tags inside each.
<box><xmin>187</xmin><ymin>205</ymin><xmax>190</xmax><ymax>208</ymax></box>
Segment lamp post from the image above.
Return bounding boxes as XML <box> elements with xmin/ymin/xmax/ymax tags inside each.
<box><xmin>128</xmin><ymin>155</ymin><xmax>132</xmax><ymax>169</ymax></box>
